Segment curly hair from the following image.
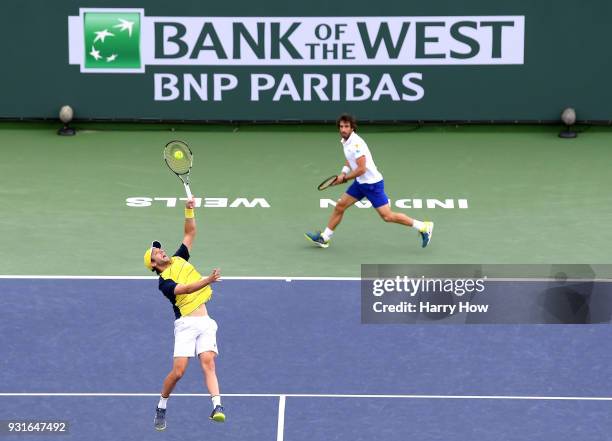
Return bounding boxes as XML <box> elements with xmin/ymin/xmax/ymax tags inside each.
<box><xmin>336</xmin><ymin>113</ymin><xmax>357</xmax><ymax>130</ymax></box>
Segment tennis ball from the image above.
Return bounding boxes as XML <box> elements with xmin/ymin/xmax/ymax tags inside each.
<box><xmin>174</xmin><ymin>150</ymin><xmax>184</xmax><ymax>160</ymax></box>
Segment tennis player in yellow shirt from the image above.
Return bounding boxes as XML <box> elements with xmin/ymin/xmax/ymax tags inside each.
<box><xmin>143</xmin><ymin>198</ymin><xmax>224</xmax><ymax>430</ymax></box>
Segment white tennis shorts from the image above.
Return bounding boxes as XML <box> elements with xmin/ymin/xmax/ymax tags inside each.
<box><xmin>173</xmin><ymin>315</ymin><xmax>219</xmax><ymax>358</ymax></box>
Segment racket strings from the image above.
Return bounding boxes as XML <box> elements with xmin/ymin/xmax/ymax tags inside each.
<box><xmin>164</xmin><ymin>142</ymin><xmax>192</xmax><ymax>175</ymax></box>
<box><xmin>318</xmin><ymin>175</ymin><xmax>338</xmax><ymax>191</ymax></box>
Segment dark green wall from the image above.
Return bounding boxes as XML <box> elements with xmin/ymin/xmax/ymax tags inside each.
<box><xmin>2</xmin><ymin>1</ymin><xmax>611</xmax><ymax>121</ymax></box>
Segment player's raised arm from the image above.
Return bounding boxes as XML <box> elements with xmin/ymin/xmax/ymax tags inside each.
<box><xmin>183</xmin><ymin>198</ymin><xmax>196</xmax><ymax>251</ymax></box>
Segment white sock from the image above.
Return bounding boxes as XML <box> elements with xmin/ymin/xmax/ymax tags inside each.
<box><xmin>158</xmin><ymin>396</ymin><xmax>169</xmax><ymax>409</ymax></box>
<box><xmin>211</xmin><ymin>395</ymin><xmax>222</xmax><ymax>407</ymax></box>
<box><xmin>322</xmin><ymin>227</ymin><xmax>334</xmax><ymax>241</ymax></box>
<box><xmin>411</xmin><ymin>220</ymin><xmax>425</xmax><ymax>231</ymax></box>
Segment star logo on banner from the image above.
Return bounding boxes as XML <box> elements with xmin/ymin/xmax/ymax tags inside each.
<box><xmin>88</xmin><ymin>18</ymin><xmax>136</xmax><ymax>64</ymax></box>
<box><xmin>113</xmin><ymin>19</ymin><xmax>135</xmax><ymax>37</ymax></box>
<box><xmin>93</xmin><ymin>29</ymin><xmax>114</xmax><ymax>43</ymax></box>
<box><xmin>89</xmin><ymin>46</ymin><xmax>102</xmax><ymax>60</ymax></box>
<box><xmin>84</xmin><ymin>12</ymin><xmax>141</xmax><ymax>69</ymax></box>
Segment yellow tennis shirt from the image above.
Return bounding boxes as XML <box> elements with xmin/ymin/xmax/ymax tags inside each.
<box><xmin>158</xmin><ymin>243</ymin><xmax>213</xmax><ymax>319</ymax></box>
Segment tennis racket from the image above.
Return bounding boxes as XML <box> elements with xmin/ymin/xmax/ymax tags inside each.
<box><xmin>163</xmin><ymin>140</ymin><xmax>193</xmax><ymax>199</ymax></box>
<box><xmin>317</xmin><ymin>175</ymin><xmax>338</xmax><ymax>191</ymax></box>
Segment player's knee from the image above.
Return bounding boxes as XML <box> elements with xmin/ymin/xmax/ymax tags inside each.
<box><xmin>334</xmin><ymin>203</ymin><xmax>347</xmax><ymax>214</ymax></box>
<box><xmin>172</xmin><ymin>366</ymin><xmax>186</xmax><ymax>379</ymax></box>
<box><xmin>204</xmin><ymin>362</ymin><xmax>216</xmax><ymax>374</ymax></box>
<box><xmin>381</xmin><ymin>213</ymin><xmax>394</xmax><ymax>222</ymax></box>
<box><xmin>201</xmin><ymin>358</ymin><xmax>216</xmax><ymax>373</ymax></box>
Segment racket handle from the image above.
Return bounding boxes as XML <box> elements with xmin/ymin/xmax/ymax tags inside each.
<box><xmin>184</xmin><ymin>183</ymin><xmax>193</xmax><ymax>200</ymax></box>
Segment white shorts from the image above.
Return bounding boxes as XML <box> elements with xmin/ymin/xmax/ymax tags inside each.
<box><xmin>173</xmin><ymin>315</ymin><xmax>219</xmax><ymax>358</ymax></box>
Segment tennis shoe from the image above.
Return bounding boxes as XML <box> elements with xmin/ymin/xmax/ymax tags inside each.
<box><xmin>304</xmin><ymin>231</ymin><xmax>330</xmax><ymax>248</ymax></box>
<box><xmin>210</xmin><ymin>405</ymin><xmax>226</xmax><ymax>422</ymax></box>
<box><xmin>154</xmin><ymin>407</ymin><xmax>167</xmax><ymax>431</ymax></box>
<box><xmin>419</xmin><ymin>222</ymin><xmax>434</xmax><ymax>248</ymax></box>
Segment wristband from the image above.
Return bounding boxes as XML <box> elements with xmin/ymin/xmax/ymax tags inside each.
<box><xmin>341</xmin><ymin>166</ymin><xmax>350</xmax><ymax>175</ymax></box>
<box><xmin>185</xmin><ymin>208</ymin><xmax>195</xmax><ymax>219</ymax></box>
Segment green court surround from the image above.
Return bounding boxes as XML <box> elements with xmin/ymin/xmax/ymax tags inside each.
<box><xmin>1</xmin><ymin>122</ymin><xmax>610</xmax><ymax>276</ymax></box>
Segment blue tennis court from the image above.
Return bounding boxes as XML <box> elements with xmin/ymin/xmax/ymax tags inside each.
<box><xmin>2</xmin><ymin>278</ymin><xmax>612</xmax><ymax>440</ymax></box>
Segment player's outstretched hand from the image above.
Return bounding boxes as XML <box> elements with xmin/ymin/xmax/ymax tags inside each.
<box><xmin>208</xmin><ymin>268</ymin><xmax>222</xmax><ymax>284</ymax></box>
<box><xmin>186</xmin><ymin>198</ymin><xmax>196</xmax><ymax>209</ymax></box>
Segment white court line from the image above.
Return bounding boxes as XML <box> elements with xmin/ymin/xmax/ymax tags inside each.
<box><xmin>277</xmin><ymin>395</ymin><xmax>286</xmax><ymax>441</ymax></box>
<box><xmin>1</xmin><ymin>393</ymin><xmax>612</xmax><ymax>401</ymax></box>
<box><xmin>0</xmin><ymin>275</ymin><xmax>610</xmax><ymax>282</ymax></box>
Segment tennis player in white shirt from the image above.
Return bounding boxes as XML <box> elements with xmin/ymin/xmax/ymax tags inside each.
<box><xmin>305</xmin><ymin>114</ymin><xmax>433</xmax><ymax>248</ymax></box>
